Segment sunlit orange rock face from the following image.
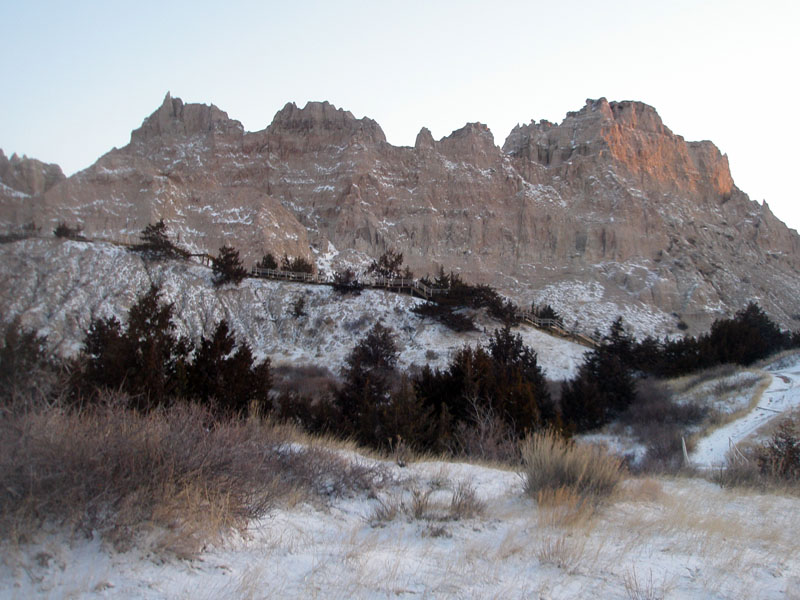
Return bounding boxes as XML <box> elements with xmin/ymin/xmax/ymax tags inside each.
<box><xmin>2</xmin><ymin>95</ymin><xmax>800</xmax><ymax>333</ymax></box>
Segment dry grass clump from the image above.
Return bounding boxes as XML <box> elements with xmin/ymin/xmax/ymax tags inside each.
<box><xmin>535</xmin><ymin>534</ymin><xmax>586</xmax><ymax>573</ymax></box>
<box><xmin>625</xmin><ymin>478</ymin><xmax>665</xmax><ymax>503</ymax></box>
<box><xmin>623</xmin><ymin>567</ymin><xmax>668</xmax><ymax>600</ymax></box>
<box><xmin>670</xmin><ymin>363</ymin><xmax>740</xmax><ymax>395</ymax></box>
<box><xmin>449</xmin><ymin>481</ymin><xmax>485</xmax><ymax>519</ymax></box>
<box><xmin>521</xmin><ymin>429</ymin><xmax>625</xmax><ymax>504</ymax></box>
<box><xmin>535</xmin><ymin>487</ymin><xmax>596</xmax><ymax>528</ymax></box>
<box><xmin>0</xmin><ymin>397</ymin><xmax>384</xmax><ymax>556</ymax></box>
<box><xmin>369</xmin><ymin>481</ymin><xmax>485</xmax><ymax>528</ymax></box>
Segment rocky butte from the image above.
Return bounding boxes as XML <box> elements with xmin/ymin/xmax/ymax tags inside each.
<box><xmin>2</xmin><ymin>94</ymin><xmax>799</xmax><ymax>335</ymax></box>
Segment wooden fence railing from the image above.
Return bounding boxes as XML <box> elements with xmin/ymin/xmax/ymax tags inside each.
<box><xmin>249</xmin><ymin>268</ymin><xmax>448</xmax><ymax>300</ymax></box>
<box><xmin>251</xmin><ymin>266</ymin><xmax>598</xmax><ymax>347</ymax></box>
<box><xmin>516</xmin><ymin>310</ymin><xmax>600</xmax><ymax>348</ymax></box>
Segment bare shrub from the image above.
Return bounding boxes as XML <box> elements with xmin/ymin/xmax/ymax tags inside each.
<box><xmin>756</xmin><ymin>415</ymin><xmax>800</xmax><ymax>481</ymax></box>
<box><xmin>712</xmin><ymin>419</ymin><xmax>800</xmax><ymax>492</ymax></box>
<box><xmin>711</xmin><ymin>458</ymin><xmax>766</xmax><ymax>490</ymax></box>
<box><xmin>0</xmin><ymin>398</ymin><xmax>384</xmax><ymax>555</ymax></box>
<box><xmin>451</xmin><ymin>397</ymin><xmax>521</xmax><ymax>464</ymax></box>
<box><xmin>521</xmin><ymin>429</ymin><xmax>625</xmax><ymax>504</ymax></box>
<box><xmin>626</xmin><ymin>379</ymin><xmax>707</xmax><ymax>429</ymax></box>
<box><xmin>343</xmin><ymin>313</ymin><xmax>370</xmax><ymax>334</ymax></box>
<box><xmin>673</xmin><ymin>363</ymin><xmax>739</xmax><ymax>394</ymax></box>
<box><xmin>620</xmin><ymin>378</ymin><xmax>706</xmax><ymax>473</ymax></box>
<box><xmin>368</xmin><ymin>496</ymin><xmax>400</xmax><ymax>526</ymax></box>
<box><xmin>271</xmin><ymin>363</ymin><xmax>338</xmax><ymax>400</ymax></box>
<box><xmin>410</xmin><ymin>488</ymin><xmax>434</xmax><ymax>520</ymax></box>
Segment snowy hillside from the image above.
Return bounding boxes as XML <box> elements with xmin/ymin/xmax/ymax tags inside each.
<box><xmin>0</xmin><ymin>239</ymin><xmax>587</xmax><ymax>380</ymax></box>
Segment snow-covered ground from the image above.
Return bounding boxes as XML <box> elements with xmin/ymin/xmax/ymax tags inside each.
<box><xmin>692</xmin><ymin>355</ymin><xmax>800</xmax><ymax>468</ymax></box>
<box><xmin>2</xmin><ymin>453</ymin><xmax>798</xmax><ymax>599</ymax></box>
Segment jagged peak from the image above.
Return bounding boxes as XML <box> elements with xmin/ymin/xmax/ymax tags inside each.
<box><xmin>444</xmin><ymin>122</ymin><xmax>494</xmax><ymax>142</ymax></box>
<box><xmin>414</xmin><ymin>127</ymin><xmax>435</xmax><ymax>150</ymax></box>
<box><xmin>0</xmin><ymin>148</ymin><xmax>65</xmax><ymax>196</ymax></box>
<box><xmin>268</xmin><ymin>100</ymin><xmax>386</xmax><ymax>144</ymax></box>
<box><xmin>569</xmin><ymin>98</ymin><xmax>670</xmax><ymax>135</ymax></box>
<box><xmin>503</xmin><ymin>98</ymin><xmax>677</xmax><ymax>156</ymax></box>
<box><xmin>130</xmin><ymin>92</ymin><xmax>244</xmax><ymax>143</ymax></box>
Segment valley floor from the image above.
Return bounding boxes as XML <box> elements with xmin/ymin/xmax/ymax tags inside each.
<box><xmin>2</xmin><ymin>358</ymin><xmax>800</xmax><ymax>599</ymax></box>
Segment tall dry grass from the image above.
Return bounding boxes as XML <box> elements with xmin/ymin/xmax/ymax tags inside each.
<box><xmin>521</xmin><ymin>429</ymin><xmax>625</xmax><ymax>504</ymax></box>
<box><xmin>0</xmin><ymin>395</ymin><xmax>384</xmax><ymax>556</ymax></box>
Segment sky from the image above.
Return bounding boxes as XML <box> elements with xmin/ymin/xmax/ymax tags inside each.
<box><xmin>1</xmin><ymin>0</ymin><xmax>798</xmax><ymax>228</ymax></box>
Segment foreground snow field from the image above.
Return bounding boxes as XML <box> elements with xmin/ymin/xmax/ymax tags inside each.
<box><xmin>1</xmin><ymin>455</ymin><xmax>798</xmax><ymax>599</ymax></box>
<box><xmin>3</xmin><ymin>351</ymin><xmax>800</xmax><ymax>600</ymax></box>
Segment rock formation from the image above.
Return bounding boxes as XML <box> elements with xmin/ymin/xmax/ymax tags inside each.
<box><xmin>2</xmin><ymin>95</ymin><xmax>799</xmax><ymax>335</ymax></box>
<box><xmin>0</xmin><ymin>150</ymin><xmax>65</xmax><ymax>224</ymax></box>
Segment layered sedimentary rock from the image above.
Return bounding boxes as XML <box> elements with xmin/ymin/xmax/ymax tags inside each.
<box><xmin>2</xmin><ymin>95</ymin><xmax>799</xmax><ymax>335</ymax></box>
<box><xmin>0</xmin><ymin>150</ymin><xmax>65</xmax><ymax>224</ymax></box>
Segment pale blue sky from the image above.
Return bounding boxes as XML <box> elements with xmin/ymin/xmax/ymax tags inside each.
<box><xmin>2</xmin><ymin>0</ymin><xmax>798</xmax><ymax>228</ymax></box>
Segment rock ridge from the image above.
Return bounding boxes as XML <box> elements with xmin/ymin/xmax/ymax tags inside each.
<box><xmin>2</xmin><ymin>94</ymin><xmax>800</xmax><ymax>335</ymax></box>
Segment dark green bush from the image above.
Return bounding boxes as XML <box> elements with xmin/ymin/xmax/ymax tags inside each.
<box><xmin>73</xmin><ymin>286</ymin><xmax>269</xmax><ymax>415</ymax></box>
<box><xmin>131</xmin><ymin>220</ymin><xmax>189</xmax><ymax>261</ymax></box>
<box><xmin>53</xmin><ymin>222</ymin><xmax>84</xmax><ymax>240</ymax></box>
<box><xmin>332</xmin><ymin>269</ymin><xmax>364</xmax><ymax>295</ymax></box>
<box><xmin>257</xmin><ymin>252</ymin><xmax>278</xmax><ymax>270</ymax></box>
<box><xmin>280</xmin><ymin>254</ymin><xmax>314</xmax><ymax>273</ymax></box>
<box><xmin>367</xmin><ymin>249</ymin><xmax>411</xmax><ymax>279</ymax></box>
<box><xmin>212</xmin><ymin>245</ymin><xmax>247</xmax><ymax>286</ymax></box>
<box><xmin>0</xmin><ymin>318</ymin><xmax>52</xmax><ymax>405</ymax></box>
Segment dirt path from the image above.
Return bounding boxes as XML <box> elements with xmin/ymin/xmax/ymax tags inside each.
<box><xmin>691</xmin><ymin>356</ymin><xmax>800</xmax><ymax>468</ymax></box>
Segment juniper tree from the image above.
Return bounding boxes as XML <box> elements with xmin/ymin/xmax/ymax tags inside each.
<box><xmin>280</xmin><ymin>254</ymin><xmax>313</xmax><ymax>273</ymax></box>
<box><xmin>189</xmin><ymin>319</ymin><xmax>271</xmax><ymax>415</ymax></box>
<box><xmin>212</xmin><ymin>245</ymin><xmax>247</xmax><ymax>286</ymax></box>
<box><xmin>336</xmin><ymin>322</ymin><xmax>398</xmax><ymax>445</ymax></box>
<box><xmin>0</xmin><ymin>318</ymin><xmax>51</xmax><ymax>403</ymax></box>
<box><xmin>257</xmin><ymin>252</ymin><xmax>278</xmax><ymax>270</ymax></box>
<box><xmin>367</xmin><ymin>249</ymin><xmax>408</xmax><ymax>279</ymax></box>
<box><xmin>133</xmin><ymin>220</ymin><xmax>188</xmax><ymax>260</ymax></box>
<box><xmin>78</xmin><ymin>285</ymin><xmax>191</xmax><ymax>409</ymax></box>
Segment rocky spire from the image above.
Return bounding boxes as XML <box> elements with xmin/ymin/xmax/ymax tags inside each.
<box><xmin>414</xmin><ymin>127</ymin><xmax>435</xmax><ymax>151</ymax></box>
<box><xmin>130</xmin><ymin>92</ymin><xmax>244</xmax><ymax>143</ymax></box>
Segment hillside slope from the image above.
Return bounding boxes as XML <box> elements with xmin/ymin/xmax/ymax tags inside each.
<box><xmin>0</xmin><ymin>238</ymin><xmax>586</xmax><ymax>380</ymax></box>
